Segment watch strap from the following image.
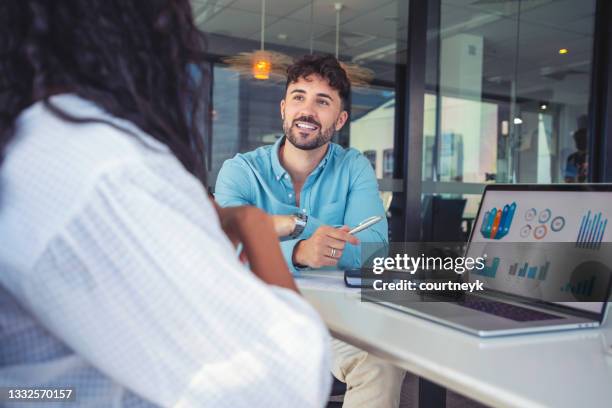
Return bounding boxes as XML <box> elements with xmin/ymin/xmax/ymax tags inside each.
<box><xmin>289</xmin><ymin>212</ymin><xmax>307</xmax><ymax>239</ymax></box>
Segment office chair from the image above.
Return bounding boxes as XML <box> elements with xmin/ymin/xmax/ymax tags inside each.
<box><xmin>421</xmin><ymin>195</ymin><xmax>467</xmax><ymax>242</ymax></box>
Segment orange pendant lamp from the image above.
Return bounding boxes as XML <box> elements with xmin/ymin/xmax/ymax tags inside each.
<box><xmin>223</xmin><ymin>0</ymin><xmax>293</xmax><ymax>82</ymax></box>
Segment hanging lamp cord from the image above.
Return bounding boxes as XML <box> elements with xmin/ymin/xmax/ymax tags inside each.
<box><xmin>260</xmin><ymin>0</ymin><xmax>266</xmax><ymax>51</ymax></box>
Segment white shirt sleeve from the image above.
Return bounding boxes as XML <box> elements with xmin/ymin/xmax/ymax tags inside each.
<box><xmin>10</xmin><ymin>157</ymin><xmax>332</xmax><ymax>407</ymax></box>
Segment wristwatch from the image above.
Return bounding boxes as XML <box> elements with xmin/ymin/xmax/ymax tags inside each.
<box><xmin>289</xmin><ymin>212</ymin><xmax>308</xmax><ymax>239</ymax></box>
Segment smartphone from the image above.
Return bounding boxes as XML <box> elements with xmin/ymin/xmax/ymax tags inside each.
<box><xmin>349</xmin><ymin>215</ymin><xmax>383</xmax><ymax>235</ymax></box>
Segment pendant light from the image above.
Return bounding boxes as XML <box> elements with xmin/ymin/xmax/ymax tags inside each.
<box><xmin>223</xmin><ymin>0</ymin><xmax>293</xmax><ymax>81</ymax></box>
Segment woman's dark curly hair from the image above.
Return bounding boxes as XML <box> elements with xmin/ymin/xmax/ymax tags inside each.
<box><xmin>0</xmin><ymin>0</ymin><xmax>210</xmax><ymax>185</ymax></box>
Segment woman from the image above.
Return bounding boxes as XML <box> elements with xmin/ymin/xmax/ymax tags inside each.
<box><xmin>0</xmin><ymin>1</ymin><xmax>330</xmax><ymax>407</ymax></box>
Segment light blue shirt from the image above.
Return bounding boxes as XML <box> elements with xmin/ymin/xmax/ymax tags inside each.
<box><xmin>215</xmin><ymin>136</ymin><xmax>388</xmax><ymax>273</ymax></box>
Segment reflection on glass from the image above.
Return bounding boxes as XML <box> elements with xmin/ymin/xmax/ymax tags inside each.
<box><xmin>211</xmin><ymin>66</ymin><xmax>241</xmax><ymax>183</ymax></box>
<box><xmin>197</xmin><ymin>1</ymin><xmax>403</xmax><ymax>193</ymax></box>
<box><xmin>422</xmin><ymin>0</ymin><xmax>596</xmax><ymax>237</ymax></box>
<box><xmin>383</xmin><ymin>149</ymin><xmax>394</xmax><ymax>179</ymax></box>
<box><xmin>350</xmin><ymin>92</ymin><xmax>395</xmax><ymax>180</ymax></box>
<box><xmin>363</xmin><ymin>150</ymin><xmax>377</xmax><ymax>169</ymax></box>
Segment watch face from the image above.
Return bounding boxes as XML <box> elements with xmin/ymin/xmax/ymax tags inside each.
<box><xmin>290</xmin><ymin>213</ymin><xmax>307</xmax><ymax>238</ymax></box>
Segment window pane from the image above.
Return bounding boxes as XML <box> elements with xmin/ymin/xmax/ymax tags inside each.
<box><xmin>198</xmin><ymin>0</ymin><xmax>405</xmax><ymax>228</ymax></box>
<box><xmin>349</xmin><ymin>87</ymin><xmax>395</xmax><ymax>179</ymax></box>
<box><xmin>422</xmin><ymin>0</ymin><xmax>596</xmax><ymax>240</ymax></box>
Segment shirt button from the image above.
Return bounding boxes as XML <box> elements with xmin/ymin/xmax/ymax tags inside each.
<box><xmin>288</xmin><ymin>193</ymin><xmax>293</xmax><ymax>197</ymax></box>
<box><xmin>302</xmin><ymin>208</ymin><xmax>306</xmax><ymax>213</ymax></box>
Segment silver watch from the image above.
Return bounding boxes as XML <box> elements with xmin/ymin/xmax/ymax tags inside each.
<box><xmin>289</xmin><ymin>212</ymin><xmax>307</xmax><ymax>239</ymax></box>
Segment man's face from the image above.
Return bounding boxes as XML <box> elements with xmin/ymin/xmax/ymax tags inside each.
<box><xmin>280</xmin><ymin>74</ymin><xmax>348</xmax><ymax>151</ymax></box>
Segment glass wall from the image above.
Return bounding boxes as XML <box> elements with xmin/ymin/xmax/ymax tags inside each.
<box><xmin>194</xmin><ymin>0</ymin><xmax>601</xmax><ymax>242</ymax></box>
<box><xmin>195</xmin><ymin>0</ymin><xmax>404</xmax><ymax>223</ymax></box>
<box><xmin>421</xmin><ymin>0</ymin><xmax>597</xmax><ymax>241</ymax></box>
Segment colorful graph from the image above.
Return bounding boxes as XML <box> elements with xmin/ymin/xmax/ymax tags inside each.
<box><xmin>533</xmin><ymin>224</ymin><xmax>548</xmax><ymax>240</ymax></box>
<box><xmin>519</xmin><ymin>208</ymin><xmax>565</xmax><ymax>241</ymax></box>
<box><xmin>538</xmin><ymin>209</ymin><xmax>552</xmax><ymax>223</ymax></box>
<box><xmin>480</xmin><ymin>202</ymin><xmax>516</xmax><ymax>239</ymax></box>
<box><xmin>473</xmin><ymin>257</ymin><xmax>500</xmax><ymax>278</ymax></box>
<box><xmin>576</xmin><ymin>210</ymin><xmax>608</xmax><ymax>249</ymax></box>
<box><xmin>509</xmin><ymin>261</ymin><xmax>550</xmax><ymax>281</ymax></box>
<box><xmin>561</xmin><ymin>276</ymin><xmax>596</xmax><ymax>297</ymax></box>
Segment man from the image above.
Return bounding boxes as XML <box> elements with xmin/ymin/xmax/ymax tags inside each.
<box><xmin>215</xmin><ymin>54</ymin><xmax>388</xmax><ymax>272</ymax></box>
<box><xmin>215</xmin><ymin>54</ymin><xmax>404</xmax><ymax>408</ymax></box>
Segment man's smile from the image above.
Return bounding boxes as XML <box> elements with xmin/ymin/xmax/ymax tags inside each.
<box><xmin>294</xmin><ymin>121</ymin><xmax>319</xmax><ymax>132</ymax></box>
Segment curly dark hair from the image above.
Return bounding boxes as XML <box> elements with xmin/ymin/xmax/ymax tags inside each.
<box><xmin>0</xmin><ymin>0</ymin><xmax>210</xmax><ymax>185</ymax></box>
<box><xmin>285</xmin><ymin>54</ymin><xmax>351</xmax><ymax>109</ymax></box>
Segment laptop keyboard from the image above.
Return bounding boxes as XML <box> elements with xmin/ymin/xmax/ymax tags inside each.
<box><xmin>457</xmin><ymin>296</ymin><xmax>561</xmax><ymax>322</ymax></box>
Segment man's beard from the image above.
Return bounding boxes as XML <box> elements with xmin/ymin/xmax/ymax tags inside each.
<box><xmin>283</xmin><ymin>116</ymin><xmax>336</xmax><ymax>151</ymax></box>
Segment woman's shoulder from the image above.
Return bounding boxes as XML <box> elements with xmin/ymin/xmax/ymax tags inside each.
<box><xmin>8</xmin><ymin>94</ymin><xmax>173</xmax><ymax>183</ymax></box>
<box><xmin>3</xmin><ymin>94</ymin><xmax>182</xmax><ymax>227</ymax></box>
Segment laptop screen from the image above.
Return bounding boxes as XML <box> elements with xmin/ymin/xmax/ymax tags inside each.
<box><xmin>467</xmin><ymin>186</ymin><xmax>612</xmax><ymax>315</ymax></box>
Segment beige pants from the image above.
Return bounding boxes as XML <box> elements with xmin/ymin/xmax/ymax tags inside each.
<box><xmin>331</xmin><ymin>339</ymin><xmax>405</xmax><ymax>408</ymax></box>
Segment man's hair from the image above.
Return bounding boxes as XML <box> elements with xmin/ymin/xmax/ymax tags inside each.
<box><xmin>0</xmin><ymin>0</ymin><xmax>210</xmax><ymax>185</ymax></box>
<box><xmin>285</xmin><ymin>54</ymin><xmax>351</xmax><ymax>110</ymax></box>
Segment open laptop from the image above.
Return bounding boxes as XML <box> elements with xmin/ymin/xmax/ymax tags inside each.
<box><xmin>375</xmin><ymin>184</ymin><xmax>612</xmax><ymax>337</ymax></box>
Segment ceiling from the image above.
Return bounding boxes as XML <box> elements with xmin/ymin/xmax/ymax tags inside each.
<box><xmin>192</xmin><ymin>0</ymin><xmax>403</xmax><ymax>58</ymax></box>
<box><xmin>191</xmin><ymin>0</ymin><xmax>597</xmax><ymax>105</ymax></box>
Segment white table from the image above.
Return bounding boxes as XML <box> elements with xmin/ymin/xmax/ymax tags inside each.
<box><xmin>297</xmin><ymin>271</ymin><xmax>612</xmax><ymax>408</ymax></box>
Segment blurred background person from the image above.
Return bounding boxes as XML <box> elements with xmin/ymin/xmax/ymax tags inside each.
<box><xmin>564</xmin><ymin>128</ymin><xmax>588</xmax><ymax>183</ymax></box>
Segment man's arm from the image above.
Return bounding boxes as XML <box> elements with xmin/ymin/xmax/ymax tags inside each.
<box><xmin>336</xmin><ymin>154</ymin><xmax>389</xmax><ymax>269</ymax></box>
<box><xmin>215</xmin><ymin>159</ymin><xmax>310</xmax><ymax>268</ymax></box>
<box><xmin>4</xmin><ymin>161</ymin><xmax>331</xmax><ymax>407</ymax></box>
<box><xmin>215</xmin><ymin>153</ymin><xmax>387</xmax><ymax>272</ymax></box>
<box><xmin>281</xmin><ymin>155</ymin><xmax>387</xmax><ymax>272</ymax></box>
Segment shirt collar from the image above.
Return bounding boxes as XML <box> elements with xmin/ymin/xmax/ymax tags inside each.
<box><xmin>271</xmin><ymin>136</ymin><xmax>288</xmax><ymax>181</ymax></box>
<box><xmin>272</xmin><ymin>136</ymin><xmax>335</xmax><ymax>181</ymax></box>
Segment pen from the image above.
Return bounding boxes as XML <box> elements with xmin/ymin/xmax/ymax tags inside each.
<box><xmin>349</xmin><ymin>216</ymin><xmax>383</xmax><ymax>235</ymax></box>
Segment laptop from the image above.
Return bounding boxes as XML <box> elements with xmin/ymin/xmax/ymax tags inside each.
<box><xmin>373</xmin><ymin>184</ymin><xmax>612</xmax><ymax>337</ymax></box>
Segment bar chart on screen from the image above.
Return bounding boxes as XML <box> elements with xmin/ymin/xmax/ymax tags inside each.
<box><xmin>561</xmin><ymin>276</ymin><xmax>595</xmax><ymax>297</ymax></box>
<box><xmin>473</xmin><ymin>257</ymin><xmax>500</xmax><ymax>278</ymax></box>
<box><xmin>576</xmin><ymin>210</ymin><xmax>608</xmax><ymax>249</ymax></box>
<box><xmin>508</xmin><ymin>261</ymin><xmax>550</xmax><ymax>281</ymax></box>
<box><xmin>480</xmin><ymin>202</ymin><xmax>516</xmax><ymax>240</ymax></box>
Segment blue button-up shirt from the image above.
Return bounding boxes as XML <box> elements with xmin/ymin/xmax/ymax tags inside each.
<box><xmin>215</xmin><ymin>136</ymin><xmax>388</xmax><ymax>273</ymax></box>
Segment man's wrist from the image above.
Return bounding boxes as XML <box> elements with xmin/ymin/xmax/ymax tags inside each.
<box><xmin>283</xmin><ymin>215</ymin><xmax>297</xmax><ymax>237</ymax></box>
<box><xmin>288</xmin><ymin>212</ymin><xmax>307</xmax><ymax>239</ymax></box>
<box><xmin>292</xmin><ymin>240</ymin><xmax>308</xmax><ymax>268</ymax></box>
<box><xmin>272</xmin><ymin>214</ymin><xmax>297</xmax><ymax>237</ymax></box>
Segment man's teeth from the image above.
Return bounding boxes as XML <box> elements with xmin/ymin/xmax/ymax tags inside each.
<box><xmin>296</xmin><ymin>123</ymin><xmax>317</xmax><ymax>130</ymax></box>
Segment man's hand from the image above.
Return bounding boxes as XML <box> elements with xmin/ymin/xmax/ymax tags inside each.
<box><xmin>292</xmin><ymin>225</ymin><xmax>359</xmax><ymax>268</ymax></box>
